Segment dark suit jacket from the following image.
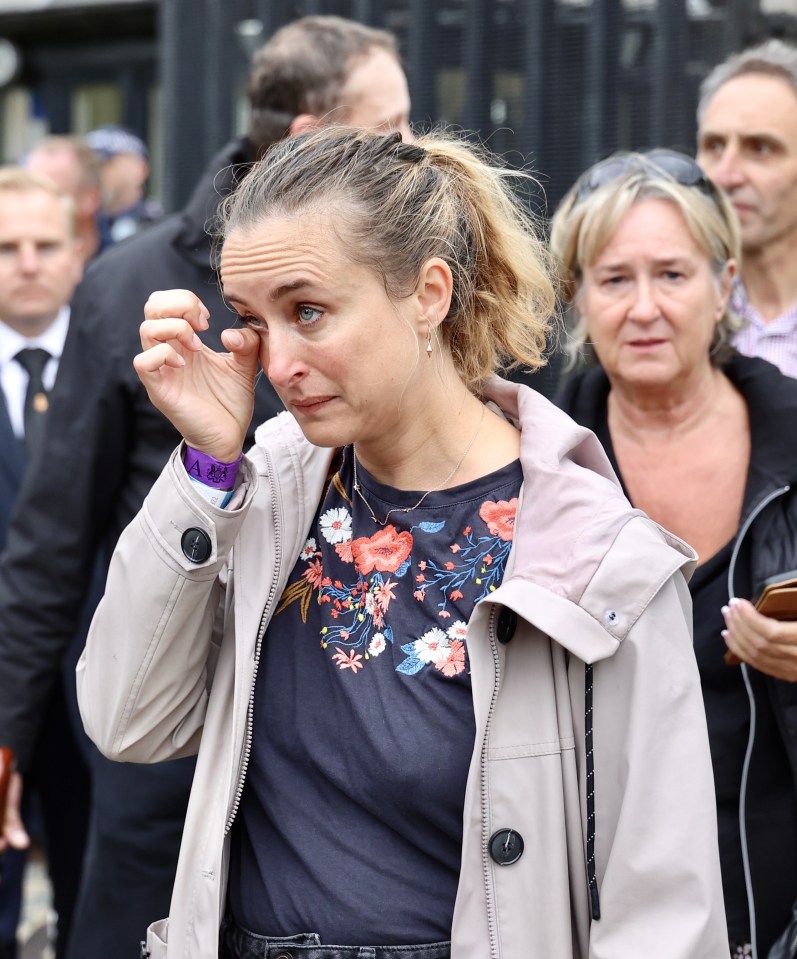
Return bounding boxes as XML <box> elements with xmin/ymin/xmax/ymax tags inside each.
<box><xmin>0</xmin><ymin>397</ymin><xmax>26</xmax><ymax>543</ymax></box>
<box><xmin>0</xmin><ymin>138</ymin><xmax>285</xmax><ymax>770</ymax></box>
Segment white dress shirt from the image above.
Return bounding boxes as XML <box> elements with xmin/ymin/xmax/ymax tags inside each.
<box><xmin>0</xmin><ymin>306</ymin><xmax>70</xmax><ymax>439</ymax></box>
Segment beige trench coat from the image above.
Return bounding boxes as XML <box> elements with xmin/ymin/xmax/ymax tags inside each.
<box><xmin>78</xmin><ymin>379</ymin><xmax>728</xmax><ymax>959</ymax></box>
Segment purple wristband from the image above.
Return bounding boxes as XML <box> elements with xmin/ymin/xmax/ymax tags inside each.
<box><xmin>183</xmin><ymin>446</ymin><xmax>242</xmax><ymax>490</ymax></box>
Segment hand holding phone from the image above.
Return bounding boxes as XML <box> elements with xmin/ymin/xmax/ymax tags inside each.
<box><xmin>754</xmin><ymin>569</ymin><xmax>797</xmax><ymax>621</ymax></box>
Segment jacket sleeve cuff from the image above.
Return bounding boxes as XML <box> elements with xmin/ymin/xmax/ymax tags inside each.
<box><xmin>139</xmin><ymin>444</ymin><xmax>258</xmax><ymax>573</ymax></box>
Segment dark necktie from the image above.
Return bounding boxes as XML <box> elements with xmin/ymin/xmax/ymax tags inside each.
<box><xmin>14</xmin><ymin>347</ymin><xmax>51</xmax><ymax>457</ymax></box>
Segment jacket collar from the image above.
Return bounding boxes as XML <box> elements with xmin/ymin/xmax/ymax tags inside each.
<box><xmin>722</xmin><ymin>352</ymin><xmax>797</xmax><ymax>492</ymax></box>
<box><xmin>482</xmin><ymin>376</ymin><xmax>695</xmax><ymax>660</ymax></box>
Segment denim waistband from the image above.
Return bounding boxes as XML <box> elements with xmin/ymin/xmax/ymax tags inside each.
<box><xmin>219</xmin><ymin>916</ymin><xmax>451</xmax><ymax>959</ymax></box>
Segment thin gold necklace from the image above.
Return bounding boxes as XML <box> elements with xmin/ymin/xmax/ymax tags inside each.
<box><xmin>352</xmin><ymin>404</ymin><xmax>486</xmax><ymax>527</ymax></box>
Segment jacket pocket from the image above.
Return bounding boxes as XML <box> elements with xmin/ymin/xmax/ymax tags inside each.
<box><xmin>146</xmin><ymin>918</ymin><xmax>168</xmax><ymax>958</ymax></box>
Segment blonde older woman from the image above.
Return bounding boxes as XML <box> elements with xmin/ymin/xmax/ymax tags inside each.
<box><xmin>553</xmin><ymin>150</ymin><xmax>797</xmax><ymax>959</ymax></box>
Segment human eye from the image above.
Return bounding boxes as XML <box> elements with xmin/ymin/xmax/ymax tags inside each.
<box><xmin>296</xmin><ymin>305</ymin><xmax>322</xmax><ymax>326</ymax></box>
<box><xmin>698</xmin><ymin>136</ymin><xmax>724</xmax><ymax>157</ymax></box>
<box><xmin>240</xmin><ymin>313</ymin><xmax>267</xmax><ymax>331</ymax></box>
<box><xmin>746</xmin><ymin>138</ymin><xmax>776</xmax><ymax>158</ymax></box>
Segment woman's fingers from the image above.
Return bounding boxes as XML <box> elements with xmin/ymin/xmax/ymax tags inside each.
<box><xmin>722</xmin><ymin>598</ymin><xmax>797</xmax><ymax>681</ymax></box>
<box><xmin>133</xmin><ymin>342</ymin><xmax>190</xmax><ymax>376</ymax></box>
<box><xmin>139</xmin><ymin>317</ymin><xmax>205</xmax><ymax>353</ymax></box>
<box><xmin>221</xmin><ymin>326</ymin><xmax>261</xmax><ymax>362</ymax></box>
<box><xmin>144</xmin><ymin>289</ymin><xmax>209</xmax><ymax>329</ymax></box>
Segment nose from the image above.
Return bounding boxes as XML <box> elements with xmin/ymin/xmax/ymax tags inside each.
<box><xmin>263</xmin><ymin>327</ymin><xmax>307</xmax><ymax>390</ymax></box>
<box><xmin>17</xmin><ymin>243</ymin><xmax>39</xmax><ymax>274</ymax></box>
<box><xmin>627</xmin><ymin>278</ymin><xmax>660</xmax><ymax>323</ymax></box>
<box><xmin>705</xmin><ymin>145</ymin><xmax>745</xmax><ymax>192</ymax></box>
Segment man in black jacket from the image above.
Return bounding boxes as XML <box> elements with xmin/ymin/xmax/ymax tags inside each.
<box><xmin>0</xmin><ymin>15</ymin><xmax>411</xmax><ymax>959</ymax></box>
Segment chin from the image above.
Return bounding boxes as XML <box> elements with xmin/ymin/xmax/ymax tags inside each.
<box><xmin>293</xmin><ymin>421</ymin><xmax>352</xmax><ymax>451</ymax></box>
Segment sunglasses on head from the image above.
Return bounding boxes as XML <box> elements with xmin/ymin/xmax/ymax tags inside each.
<box><xmin>573</xmin><ymin>149</ymin><xmax>716</xmax><ymax>202</ymax></box>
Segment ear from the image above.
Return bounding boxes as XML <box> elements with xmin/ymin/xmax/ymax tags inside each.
<box><xmin>77</xmin><ymin>185</ymin><xmax>102</xmax><ymax>219</ymax></box>
<box><xmin>71</xmin><ymin>237</ymin><xmax>87</xmax><ymax>276</ymax></box>
<box><xmin>289</xmin><ymin>114</ymin><xmax>321</xmax><ymax>137</ymax></box>
<box><xmin>415</xmin><ymin>257</ymin><xmax>453</xmax><ymax>331</ymax></box>
<box><xmin>715</xmin><ymin>258</ymin><xmax>737</xmax><ymax>321</ymax></box>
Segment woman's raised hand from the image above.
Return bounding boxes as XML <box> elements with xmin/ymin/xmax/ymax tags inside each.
<box><xmin>136</xmin><ymin>290</ymin><xmax>262</xmax><ymax>461</ymax></box>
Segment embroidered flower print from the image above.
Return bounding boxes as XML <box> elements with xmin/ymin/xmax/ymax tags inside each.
<box><xmin>479</xmin><ymin>499</ymin><xmax>516</xmax><ymax>540</ymax></box>
<box><xmin>396</xmin><ymin>624</ymin><xmax>468</xmax><ymax>677</ymax></box>
<box><xmin>409</xmin><ymin>499</ymin><xmax>518</xmax><ymax>617</ymax></box>
<box><xmin>275</xmin><ymin>477</ymin><xmax>518</xmax><ymax>680</ymax></box>
<box><xmin>320</xmin><ymin>507</ymin><xmax>352</xmax><ymax>544</ymax></box>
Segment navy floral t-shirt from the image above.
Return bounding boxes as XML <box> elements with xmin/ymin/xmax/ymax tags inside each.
<box><xmin>228</xmin><ymin>447</ymin><xmax>523</xmax><ymax>945</ymax></box>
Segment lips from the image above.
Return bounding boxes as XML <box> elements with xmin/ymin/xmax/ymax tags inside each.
<box><xmin>626</xmin><ymin>338</ymin><xmax>668</xmax><ymax>351</ymax></box>
<box><xmin>730</xmin><ymin>201</ymin><xmax>755</xmax><ymax>215</ymax></box>
<box><xmin>291</xmin><ymin>395</ymin><xmax>337</xmax><ymax>414</ymax></box>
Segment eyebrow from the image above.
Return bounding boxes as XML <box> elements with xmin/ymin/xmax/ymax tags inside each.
<box><xmin>699</xmin><ymin>129</ymin><xmax>784</xmax><ymax>146</ymax></box>
<box><xmin>223</xmin><ymin>277</ymin><xmax>316</xmax><ymax>308</ymax></box>
<box><xmin>593</xmin><ymin>256</ymin><xmax>691</xmax><ymax>272</ymax></box>
<box><xmin>269</xmin><ymin>278</ymin><xmax>315</xmax><ymax>302</ymax></box>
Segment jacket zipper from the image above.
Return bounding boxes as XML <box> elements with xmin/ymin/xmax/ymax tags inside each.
<box><xmin>224</xmin><ymin>450</ymin><xmax>283</xmax><ymax>836</ymax></box>
<box><xmin>726</xmin><ymin>482</ymin><xmax>790</xmax><ymax>959</ymax></box>
<box><xmin>480</xmin><ymin>605</ymin><xmax>502</xmax><ymax>959</ymax></box>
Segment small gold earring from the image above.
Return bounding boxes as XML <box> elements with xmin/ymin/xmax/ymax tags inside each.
<box><xmin>426</xmin><ymin>331</ymin><xmax>433</xmax><ymax>357</ymax></box>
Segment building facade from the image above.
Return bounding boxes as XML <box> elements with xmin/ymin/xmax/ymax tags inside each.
<box><xmin>0</xmin><ymin>0</ymin><xmax>795</xmax><ymax>213</ymax></box>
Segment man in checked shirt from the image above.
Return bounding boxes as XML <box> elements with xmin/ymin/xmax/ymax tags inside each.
<box><xmin>698</xmin><ymin>39</ymin><xmax>797</xmax><ymax>377</ymax></box>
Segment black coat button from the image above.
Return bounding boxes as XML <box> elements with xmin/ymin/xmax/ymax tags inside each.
<box><xmin>489</xmin><ymin>828</ymin><xmax>524</xmax><ymax>865</ymax></box>
<box><xmin>181</xmin><ymin>528</ymin><xmax>212</xmax><ymax>564</ymax></box>
<box><xmin>496</xmin><ymin>607</ymin><xmax>517</xmax><ymax>644</ymax></box>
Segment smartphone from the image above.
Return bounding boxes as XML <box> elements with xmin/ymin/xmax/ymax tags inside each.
<box><xmin>754</xmin><ymin>569</ymin><xmax>797</xmax><ymax>621</ymax></box>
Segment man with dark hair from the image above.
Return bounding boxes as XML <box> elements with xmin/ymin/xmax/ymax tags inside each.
<box><xmin>697</xmin><ymin>39</ymin><xmax>797</xmax><ymax>376</ymax></box>
<box><xmin>0</xmin><ymin>16</ymin><xmax>411</xmax><ymax>959</ymax></box>
<box><xmin>247</xmin><ymin>16</ymin><xmax>410</xmax><ymax>147</ymax></box>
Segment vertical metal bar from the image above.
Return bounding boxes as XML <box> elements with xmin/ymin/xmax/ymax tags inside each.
<box><xmin>159</xmin><ymin>0</ymin><xmax>243</xmax><ymax>212</ymax></box>
<box><xmin>583</xmin><ymin>0</ymin><xmax>623</xmax><ymax>165</ymax></box>
<box><xmin>464</xmin><ymin>0</ymin><xmax>493</xmax><ymax>138</ymax></box>
<box><xmin>120</xmin><ymin>64</ymin><xmax>148</xmax><ymax>137</ymax></box>
<box><xmin>38</xmin><ymin>77</ymin><xmax>70</xmax><ymax>134</ymax></box>
<box><xmin>351</xmin><ymin>0</ymin><xmax>375</xmax><ymax>23</ymax></box>
<box><xmin>204</xmin><ymin>0</ymin><xmax>239</xmax><ymax>158</ymax></box>
<box><xmin>650</xmin><ymin>0</ymin><xmax>690</xmax><ymax>149</ymax></box>
<box><xmin>254</xmin><ymin>0</ymin><xmax>277</xmax><ymax>37</ymax></box>
<box><xmin>521</xmin><ymin>0</ymin><xmax>556</xmax><ymax>207</ymax></box>
<box><xmin>406</xmin><ymin>0</ymin><xmax>437</xmax><ymax>128</ymax></box>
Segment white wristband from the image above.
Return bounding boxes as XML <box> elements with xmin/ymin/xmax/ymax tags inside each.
<box><xmin>187</xmin><ymin>475</ymin><xmax>235</xmax><ymax>509</ymax></box>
